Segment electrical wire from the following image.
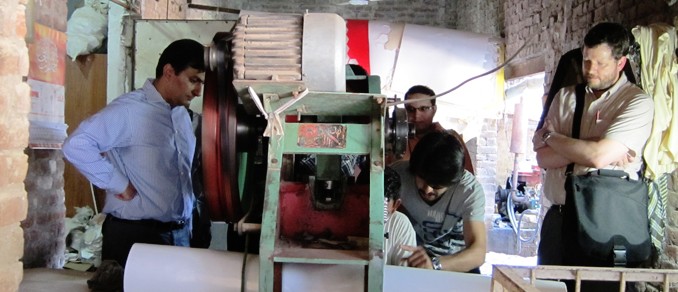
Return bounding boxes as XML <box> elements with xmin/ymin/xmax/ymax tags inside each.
<box><xmin>387</xmin><ymin>31</ymin><xmax>540</xmax><ymax>108</ymax></box>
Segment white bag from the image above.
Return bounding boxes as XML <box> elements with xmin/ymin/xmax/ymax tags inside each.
<box><xmin>66</xmin><ymin>5</ymin><xmax>107</xmax><ymax>60</ymax></box>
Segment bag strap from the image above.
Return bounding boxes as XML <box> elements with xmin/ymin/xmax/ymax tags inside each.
<box><xmin>565</xmin><ymin>84</ymin><xmax>586</xmax><ymax>174</ymax></box>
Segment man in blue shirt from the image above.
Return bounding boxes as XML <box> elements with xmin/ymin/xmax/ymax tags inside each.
<box><xmin>63</xmin><ymin>39</ymin><xmax>205</xmax><ymax>267</ymax></box>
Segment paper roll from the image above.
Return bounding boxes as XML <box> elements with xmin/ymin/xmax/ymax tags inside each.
<box><xmin>124</xmin><ymin>244</ymin><xmax>566</xmax><ymax>292</ymax></box>
<box><xmin>124</xmin><ymin>243</ymin><xmax>259</xmax><ymax>292</ymax></box>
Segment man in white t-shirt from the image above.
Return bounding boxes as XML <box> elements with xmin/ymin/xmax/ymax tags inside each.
<box><xmin>393</xmin><ymin>132</ymin><xmax>486</xmax><ymax>273</ymax></box>
<box><xmin>384</xmin><ymin>166</ymin><xmax>417</xmax><ymax>266</ymax></box>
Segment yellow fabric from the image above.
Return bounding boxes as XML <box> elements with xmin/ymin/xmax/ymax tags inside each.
<box><xmin>632</xmin><ymin>24</ymin><xmax>678</xmax><ymax>180</ymax></box>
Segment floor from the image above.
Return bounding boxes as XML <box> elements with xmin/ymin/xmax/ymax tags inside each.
<box><xmin>17</xmin><ymin>222</ymin><xmax>229</xmax><ymax>292</ymax></box>
<box><xmin>20</xmin><ymin>268</ymin><xmax>92</xmax><ymax>292</ymax></box>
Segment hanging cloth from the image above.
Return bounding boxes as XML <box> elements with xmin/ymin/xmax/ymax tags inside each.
<box><xmin>632</xmin><ymin>24</ymin><xmax>678</xmax><ymax>180</ymax></box>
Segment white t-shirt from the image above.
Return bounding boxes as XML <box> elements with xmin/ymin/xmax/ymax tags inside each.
<box><xmin>385</xmin><ymin>211</ymin><xmax>417</xmax><ymax>266</ymax></box>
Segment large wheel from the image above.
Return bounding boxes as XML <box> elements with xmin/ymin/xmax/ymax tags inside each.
<box><xmin>202</xmin><ymin>34</ymin><xmax>242</xmax><ymax>223</ymax></box>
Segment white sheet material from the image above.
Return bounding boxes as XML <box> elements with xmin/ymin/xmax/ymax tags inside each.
<box><xmin>384</xmin><ymin>265</ymin><xmax>567</xmax><ymax>292</ymax></box>
<box><xmin>281</xmin><ymin>264</ymin><xmax>365</xmax><ymax>292</ymax></box>
<box><xmin>124</xmin><ymin>244</ymin><xmax>363</xmax><ymax>292</ymax></box>
<box><xmin>125</xmin><ymin>243</ymin><xmax>260</xmax><ymax>292</ymax></box>
<box><xmin>367</xmin><ymin>21</ymin><xmax>501</xmax><ymax>138</ymax></box>
<box><xmin>125</xmin><ymin>244</ymin><xmax>566</xmax><ymax>292</ymax></box>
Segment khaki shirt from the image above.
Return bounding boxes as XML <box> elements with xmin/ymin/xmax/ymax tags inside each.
<box><xmin>542</xmin><ymin>75</ymin><xmax>654</xmax><ymax>205</ymax></box>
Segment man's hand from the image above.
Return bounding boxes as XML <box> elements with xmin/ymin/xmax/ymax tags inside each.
<box><xmin>612</xmin><ymin>152</ymin><xmax>635</xmax><ymax>167</ymax></box>
<box><xmin>532</xmin><ymin>122</ymin><xmax>555</xmax><ymax>151</ymax></box>
<box><xmin>115</xmin><ymin>183</ymin><xmax>137</xmax><ymax>201</ymax></box>
<box><xmin>401</xmin><ymin>245</ymin><xmax>433</xmax><ymax>269</ymax></box>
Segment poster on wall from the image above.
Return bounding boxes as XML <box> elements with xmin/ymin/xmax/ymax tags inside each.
<box><xmin>27</xmin><ymin>22</ymin><xmax>68</xmax><ymax>149</ymax></box>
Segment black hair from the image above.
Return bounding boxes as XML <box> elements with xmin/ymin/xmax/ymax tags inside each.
<box><xmin>155</xmin><ymin>39</ymin><xmax>205</xmax><ymax>79</ymax></box>
<box><xmin>384</xmin><ymin>166</ymin><xmax>401</xmax><ymax>201</ymax></box>
<box><xmin>409</xmin><ymin>132</ymin><xmax>465</xmax><ymax>187</ymax></box>
<box><xmin>583</xmin><ymin>22</ymin><xmax>631</xmax><ymax>59</ymax></box>
<box><xmin>404</xmin><ymin>85</ymin><xmax>436</xmax><ymax>106</ymax></box>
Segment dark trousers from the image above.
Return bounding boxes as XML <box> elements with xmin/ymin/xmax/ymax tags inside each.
<box><xmin>538</xmin><ymin>206</ymin><xmax>625</xmax><ymax>292</ymax></box>
<box><xmin>102</xmin><ymin>215</ymin><xmax>190</xmax><ymax>267</ymax></box>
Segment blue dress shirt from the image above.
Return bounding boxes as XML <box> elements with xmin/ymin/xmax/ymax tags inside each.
<box><xmin>63</xmin><ymin>79</ymin><xmax>195</xmax><ymax>222</ymax></box>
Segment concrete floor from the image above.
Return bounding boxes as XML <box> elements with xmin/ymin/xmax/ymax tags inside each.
<box><xmin>20</xmin><ymin>268</ymin><xmax>92</xmax><ymax>292</ymax></box>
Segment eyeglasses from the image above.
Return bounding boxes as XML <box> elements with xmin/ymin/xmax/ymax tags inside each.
<box><xmin>405</xmin><ymin>105</ymin><xmax>434</xmax><ymax>113</ymax></box>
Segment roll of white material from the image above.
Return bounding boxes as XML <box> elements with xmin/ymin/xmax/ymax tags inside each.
<box><xmin>124</xmin><ymin>243</ymin><xmax>259</xmax><ymax>292</ymax></box>
<box><xmin>282</xmin><ymin>263</ymin><xmax>364</xmax><ymax>292</ymax></box>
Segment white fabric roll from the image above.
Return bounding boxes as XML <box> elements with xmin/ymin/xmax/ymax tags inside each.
<box><xmin>124</xmin><ymin>243</ymin><xmax>259</xmax><ymax>292</ymax></box>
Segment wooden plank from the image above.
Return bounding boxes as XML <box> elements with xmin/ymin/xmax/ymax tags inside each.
<box><xmin>492</xmin><ymin>266</ymin><xmax>540</xmax><ymax>292</ymax></box>
<box><xmin>493</xmin><ymin>265</ymin><xmax>678</xmax><ymax>291</ymax></box>
<box><xmin>509</xmin><ymin>265</ymin><xmax>678</xmax><ymax>283</ymax></box>
<box><xmin>273</xmin><ymin>247</ymin><xmax>368</xmax><ymax>265</ymax></box>
<box><xmin>63</xmin><ymin>54</ymin><xmax>107</xmax><ymax>217</ymax></box>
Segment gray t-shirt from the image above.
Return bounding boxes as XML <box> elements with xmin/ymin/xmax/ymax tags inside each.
<box><xmin>392</xmin><ymin>161</ymin><xmax>485</xmax><ymax>257</ymax></box>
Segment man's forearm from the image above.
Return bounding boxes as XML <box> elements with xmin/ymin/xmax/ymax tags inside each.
<box><xmin>536</xmin><ymin>146</ymin><xmax>571</xmax><ymax>169</ymax></box>
<box><xmin>544</xmin><ymin>132</ymin><xmax>628</xmax><ymax>168</ymax></box>
<box><xmin>438</xmin><ymin>243</ymin><xmax>486</xmax><ymax>272</ymax></box>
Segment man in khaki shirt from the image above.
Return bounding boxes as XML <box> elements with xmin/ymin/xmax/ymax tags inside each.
<box><xmin>532</xmin><ymin>22</ymin><xmax>654</xmax><ymax>289</ymax></box>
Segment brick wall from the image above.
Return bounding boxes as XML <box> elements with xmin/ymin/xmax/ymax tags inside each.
<box><xmin>21</xmin><ymin>149</ymin><xmax>66</xmax><ymax>268</ymax></box>
<box><xmin>0</xmin><ymin>0</ymin><xmax>29</xmax><ymax>290</ymax></box>
<box><xmin>241</xmin><ymin>0</ymin><xmax>459</xmax><ymax>26</ymax></box>
<box><xmin>455</xmin><ymin>0</ymin><xmax>504</xmax><ymax>36</ymax></box>
<box><xmin>148</xmin><ymin>0</ymin><xmax>498</xmax><ymax>31</ymax></box>
<box><xmin>476</xmin><ymin>119</ymin><xmax>499</xmax><ymax>218</ymax></box>
<box><xmin>504</xmin><ymin>0</ymin><xmax>678</xmax><ymax>84</ymax></box>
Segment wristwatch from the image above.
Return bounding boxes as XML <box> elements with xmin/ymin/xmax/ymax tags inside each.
<box><xmin>431</xmin><ymin>256</ymin><xmax>442</xmax><ymax>270</ymax></box>
<box><xmin>541</xmin><ymin>131</ymin><xmax>554</xmax><ymax>144</ymax></box>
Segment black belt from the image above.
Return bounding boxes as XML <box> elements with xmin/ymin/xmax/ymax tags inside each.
<box><xmin>108</xmin><ymin>215</ymin><xmax>186</xmax><ymax>231</ymax></box>
<box><xmin>551</xmin><ymin>204</ymin><xmax>565</xmax><ymax>213</ymax></box>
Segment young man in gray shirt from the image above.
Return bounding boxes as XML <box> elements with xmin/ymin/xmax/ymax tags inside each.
<box><xmin>393</xmin><ymin>132</ymin><xmax>486</xmax><ymax>273</ymax></box>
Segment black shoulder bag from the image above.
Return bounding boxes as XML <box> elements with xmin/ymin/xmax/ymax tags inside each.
<box><xmin>563</xmin><ymin>84</ymin><xmax>651</xmax><ymax>267</ymax></box>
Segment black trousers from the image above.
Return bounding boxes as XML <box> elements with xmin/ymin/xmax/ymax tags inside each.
<box><xmin>538</xmin><ymin>206</ymin><xmax>626</xmax><ymax>292</ymax></box>
<box><xmin>102</xmin><ymin>215</ymin><xmax>189</xmax><ymax>267</ymax></box>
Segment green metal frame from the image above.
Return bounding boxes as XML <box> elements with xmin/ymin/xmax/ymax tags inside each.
<box><xmin>258</xmin><ymin>90</ymin><xmax>387</xmax><ymax>292</ymax></box>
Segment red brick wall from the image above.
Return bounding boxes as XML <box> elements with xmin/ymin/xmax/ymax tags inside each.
<box><xmin>0</xmin><ymin>0</ymin><xmax>29</xmax><ymax>290</ymax></box>
<box><xmin>504</xmin><ymin>0</ymin><xmax>678</xmax><ymax>84</ymax></box>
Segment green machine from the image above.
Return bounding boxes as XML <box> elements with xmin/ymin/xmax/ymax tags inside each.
<box><xmin>201</xmin><ymin>12</ymin><xmax>412</xmax><ymax>291</ymax></box>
